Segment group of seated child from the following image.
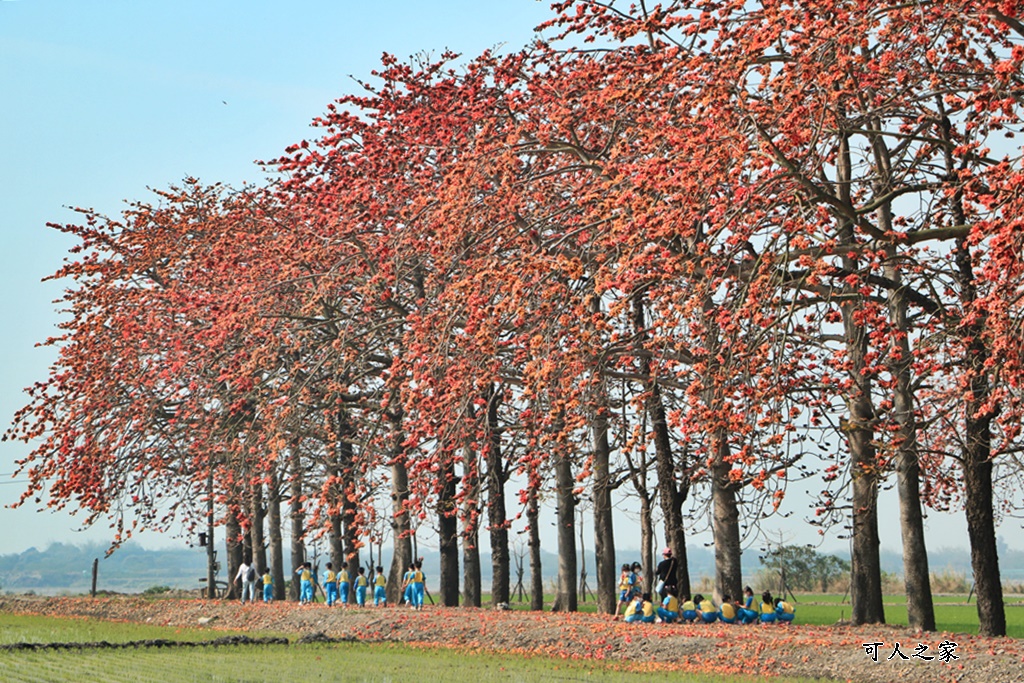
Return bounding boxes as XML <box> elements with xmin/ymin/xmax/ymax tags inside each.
<box><xmin>623</xmin><ymin>585</ymin><xmax>795</xmax><ymax>625</ymax></box>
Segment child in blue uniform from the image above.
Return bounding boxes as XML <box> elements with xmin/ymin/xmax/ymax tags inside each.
<box><xmin>411</xmin><ymin>562</ymin><xmax>425</xmax><ymax>609</ymax></box>
<box><xmin>338</xmin><ymin>565</ymin><xmax>351</xmax><ymax>606</ymax></box>
<box><xmin>262</xmin><ymin>570</ymin><xmax>274</xmax><ymax>603</ymax></box>
<box><xmin>759</xmin><ymin>591</ymin><xmax>777</xmax><ymax>623</ymax></box>
<box><xmin>373</xmin><ymin>566</ymin><xmax>387</xmax><ymax>606</ymax></box>
<box><xmin>295</xmin><ymin>562</ymin><xmax>314</xmax><ymax>604</ymax></box>
<box><xmin>324</xmin><ymin>562</ymin><xmax>338</xmax><ymax>606</ymax></box>
<box><xmin>738</xmin><ymin>586</ymin><xmax>758</xmax><ymax>624</ymax></box>
<box><xmin>355</xmin><ymin>566</ymin><xmax>368</xmax><ymax>607</ymax></box>
<box><xmin>775</xmin><ymin>598</ymin><xmax>795</xmax><ymax>623</ymax></box>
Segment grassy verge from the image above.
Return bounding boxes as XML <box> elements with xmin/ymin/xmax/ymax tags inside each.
<box><xmin>0</xmin><ymin>613</ymin><xmax>822</xmax><ymax>683</ymax></box>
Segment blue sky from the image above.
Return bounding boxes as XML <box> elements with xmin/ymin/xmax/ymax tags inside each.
<box><xmin>0</xmin><ymin>0</ymin><xmax>989</xmax><ymax>561</ymax></box>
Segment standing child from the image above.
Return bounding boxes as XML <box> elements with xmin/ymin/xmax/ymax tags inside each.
<box><xmin>324</xmin><ymin>562</ymin><xmax>339</xmax><ymax>607</ymax></box>
<box><xmin>411</xmin><ymin>561</ymin><xmax>426</xmax><ymax>609</ymax></box>
<box><xmin>262</xmin><ymin>569</ymin><xmax>274</xmax><ymax>603</ymax></box>
<box><xmin>616</xmin><ymin>564</ymin><xmax>634</xmax><ymax>616</ymax></box>
<box><xmin>402</xmin><ymin>563</ymin><xmax>415</xmax><ymax>607</ymax></box>
<box><xmin>295</xmin><ymin>562</ymin><xmax>314</xmax><ymax>605</ymax></box>
<box><xmin>355</xmin><ymin>566</ymin><xmax>368</xmax><ymax>607</ymax></box>
<box><xmin>338</xmin><ymin>564</ymin><xmax>351</xmax><ymax>607</ymax></box>
<box><xmin>373</xmin><ymin>566</ymin><xmax>387</xmax><ymax>606</ymax></box>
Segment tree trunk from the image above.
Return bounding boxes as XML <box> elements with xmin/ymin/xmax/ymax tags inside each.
<box><xmin>387</xmin><ymin>425</ymin><xmax>413</xmax><ymax>605</ymax></box>
<box><xmin>633</xmin><ymin>289</ymin><xmax>690</xmax><ymax>598</ymax></box>
<box><xmin>438</xmin><ymin>458</ymin><xmax>460</xmax><ymax>607</ymax></box>
<box><xmin>639</xmin><ymin>491</ymin><xmax>655</xmax><ymax>594</ymax></box>
<box><xmin>884</xmin><ymin>251</ymin><xmax>936</xmax><ymax>631</ymax></box>
<box><xmin>552</xmin><ymin>453</ymin><xmax>578</xmax><ymax>612</ymax></box>
<box><xmin>267</xmin><ymin>469</ymin><xmax>285</xmax><ymax>600</ymax></box>
<box><xmin>527</xmin><ymin>468</ymin><xmax>544</xmax><ymax>611</ymax></box>
<box><xmin>591</xmin><ymin>378</ymin><xmax>617</xmax><ymax>614</ymax></box>
<box><xmin>955</xmin><ymin>237</ymin><xmax>1006</xmax><ymax>636</ymax></box>
<box><xmin>837</xmin><ymin>125</ymin><xmax>884</xmax><ymax>625</ymax></box>
<box><xmin>462</xmin><ymin>447</ymin><xmax>482</xmax><ymax>607</ymax></box>
<box><xmin>864</xmin><ymin>116</ymin><xmax>935</xmax><ymax>631</ymax></box>
<box><xmin>250</xmin><ymin>479</ymin><xmax>267</xmax><ymax>575</ymax></box>
<box><xmin>712</xmin><ymin>435</ymin><xmax>742</xmax><ymax>604</ymax></box>
<box><xmin>486</xmin><ymin>385</ymin><xmax>510</xmax><ymax>606</ymax></box>
<box><xmin>225</xmin><ymin>507</ymin><xmax>243</xmax><ymax>600</ymax></box>
<box><xmin>289</xmin><ymin>460</ymin><xmax>305</xmax><ymax>602</ymax></box>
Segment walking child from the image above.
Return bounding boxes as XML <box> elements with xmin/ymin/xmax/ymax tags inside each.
<box><xmin>355</xmin><ymin>566</ymin><xmax>368</xmax><ymax>607</ymax></box>
<box><xmin>373</xmin><ymin>566</ymin><xmax>387</xmax><ymax>606</ymax></box>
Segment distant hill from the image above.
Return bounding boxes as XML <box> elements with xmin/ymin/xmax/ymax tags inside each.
<box><xmin>4</xmin><ymin>540</ymin><xmax>1016</xmax><ymax>595</ymax></box>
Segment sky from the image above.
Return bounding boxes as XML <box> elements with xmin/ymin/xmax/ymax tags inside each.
<box><xmin>0</xmin><ymin>0</ymin><xmax>1003</xmax><ymax>563</ymax></box>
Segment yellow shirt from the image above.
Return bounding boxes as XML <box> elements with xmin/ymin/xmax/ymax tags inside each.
<box><xmin>375</xmin><ymin>574</ymin><xmax>386</xmax><ymax>588</ymax></box>
<box><xmin>760</xmin><ymin>601</ymin><xmax>775</xmax><ymax>615</ymax></box>
<box><xmin>698</xmin><ymin>599</ymin><xmax>716</xmax><ymax>614</ymax></box>
<box><xmin>339</xmin><ymin>569</ymin><xmax>350</xmax><ymax>583</ymax></box>
<box><xmin>262</xmin><ymin>573</ymin><xmax>272</xmax><ymax>586</ymax></box>
<box><xmin>681</xmin><ymin>600</ymin><xmax>696</xmax><ymax>612</ymax></box>
<box><xmin>623</xmin><ymin>600</ymin><xmax>638</xmax><ymax>618</ymax></box>
<box><xmin>778</xmin><ymin>601</ymin><xmax>794</xmax><ymax>615</ymax></box>
<box><xmin>356</xmin><ymin>575</ymin><xmax>368</xmax><ymax>587</ymax></box>
<box><xmin>325</xmin><ymin>570</ymin><xmax>336</xmax><ymax>583</ymax></box>
<box><xmin>641</xmin><ymin>600</ymin><xmax>655</xmax><ymax>618</ymax></box>
<box><xmin>720</xmin><ymin>602</ymin><xmax>737</xmax><ymax>620</ymax></box>
<box><xmin>662</xmin><ymin>595</ymin><xmax>679</xmax><ymax>612</ymax></box>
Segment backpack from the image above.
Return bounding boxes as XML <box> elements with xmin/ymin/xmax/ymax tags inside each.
<box><xmin>245</xmin><ymin>565</ymin><xmax>257</xmax><ymax>582</ymax></box>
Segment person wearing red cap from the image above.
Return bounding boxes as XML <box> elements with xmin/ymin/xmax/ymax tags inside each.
<box><xmin>655</xmin><ymin>547</ymin><xmax>678</xmax><ymax>600</ymax></box>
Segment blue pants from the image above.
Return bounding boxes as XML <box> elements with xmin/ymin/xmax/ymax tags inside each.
<box><xmin>263</xmin><ymin>584</ymin><xmax>273</xmax><ymax>602</ymax></box>
<box><xmin>738</xmin><ymin>608</ymin><xmax>757</xmax><ymax>624</ymax></box>
<box><xmin>339</xmin><ymin>582</ymin><xmax>350</xmax><ymax>605</ymax></box>
<box><xmin>374</xmin><ymin>586</ymin><xmax>386</xmax><ymax>606</ymax></box>
<box><xmin>413</xmin><ymin>584</ymin><xmax>425</xmax><ymax>608</ymax></box>
<box><xmin>700</xmin><ymin>612</ymin><xmax>718</xmax><ymax>623</ymax></box>
<box><xmin>356</xmin><ymin>585</ymin><xmax>367</xmax><ymax>606</ymax></box>
<box><xmin>656</xmin><ymin>607</ymin><xmax>677</xmax><ymax>623</ymax></box>
<box><xmin>777</xmin><ymin>612</ymin><xmax>794</xmax><ymax>623</ymax></box>
<box><xmin>326</xmin><ymin>583</ymin><xmax>338</xmax><ymax>606</ymax></box>
<box><xmin>300</xmin><ymin>580</ymin><xmax>313</xmax><ymax>603</ymax></box>
<box><xmin>403</xmin><ymin>585</ymin><xmax>413</xmax><ymax>605</ymax></box>
<box><xmin>760</xmin><ymin>612</ymin><xmax>777</xmax><ymax>623</ymax></box>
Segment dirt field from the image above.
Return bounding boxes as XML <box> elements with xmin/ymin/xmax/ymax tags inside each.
<box><xmin>1</xmin><ymin>595</ymin><xmax>1021</xmax><ymax>682</ymax></box>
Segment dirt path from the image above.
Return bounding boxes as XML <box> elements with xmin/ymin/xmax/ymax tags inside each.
<box><xmin>2</xmin><ymin>595</ymin><xmax>1020</xmax><ymax>683</ymax></box>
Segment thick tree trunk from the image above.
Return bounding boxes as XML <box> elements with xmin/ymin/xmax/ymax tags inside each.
<box><xmin>438</xmin><ymin>458</ymin><xmax>460</xmax><ymax>607</ymax></box>
<box><xmin>267</xmin><ymin>469</ymin><xmax>285</xmax><ymax>600</ymax></box>
<box><xmin>638</xmin><ymin>492</ymin><xmax>655</xmax><ymax>594</ymax></box>
<box><xmin>387</xmin><ymin>435</ymin><xmax>413</xmax><ymax>605</ymax></box>
<box><xmin>462</xmin><ymin>448</ymin><xmax>482</xmax><ymax>608</ymax></box>
<box><xmin>486</xmin><ymin>386</ymin><xmax>510</xmax><ymax>606</ymax></box>
<box><xmin>865</xmin><ymin>119</ymin><xmax>935</xmax><ymax>631</ymax></box>
<box><xmin>956</xmin><ymin>238</ymin><xmax>1006</xmax><ymax>636</ymax></box>
<box><xmin>844</xmin><ymin>311</ymin><xmax>885</xmax><ymax>625</ymax></box>
<box><xmin>837</xmin><ymin>126</ymin><xmax>884</xmax><ymax>626</ymax></box>
<box><xmin>712</xmin><ymin>436</ymin><xmax>742</xmax><ymax>604</ymax></box>
<box><xmin>250</xmin><ymin>480</ymin><xmax>267</xmax><ymax>575</ymax></box>
<box><xmin>289</xmin><ymin>462</ymin><xmax>305</xmax><ymax>602</ymax></box>
<box><xmin>883</xmin><ymin>248</ymin><xmax>936</xmax><ymax>631</ymax></box>
<box><xmin>633</xmin><ymin>290</ymin><xmax>690</xmax><ymax>598</ymax></box>
<box><xmin>552</xmin><ymin>453</ymin><xmax>578</xmax><ymax>612</ymax></box>
<box><xmin>591</xmin><ymin>382</ymin><xmax>617</xmax><ymax>614</ymax></box>
<box><xmin>527</xmin><ymin>471</ymin><xmax>544</xmax><ymax>611</ymax></box>
<box><xmin>225</xmin><ymin>507</ymin><xmax>243</xmax><ymax>600</ymax></box>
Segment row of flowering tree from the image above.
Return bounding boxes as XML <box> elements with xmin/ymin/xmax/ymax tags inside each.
<box><xmin>6</xmin><ymin>0</ymin><xmax>1024</xmax><ymax>636</ymax></box>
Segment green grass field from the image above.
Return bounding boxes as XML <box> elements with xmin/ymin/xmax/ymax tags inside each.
<box><xmin>0</xmin><ymin>613</ymin><xmax>821</xmax><ymax>683</ymax></box>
